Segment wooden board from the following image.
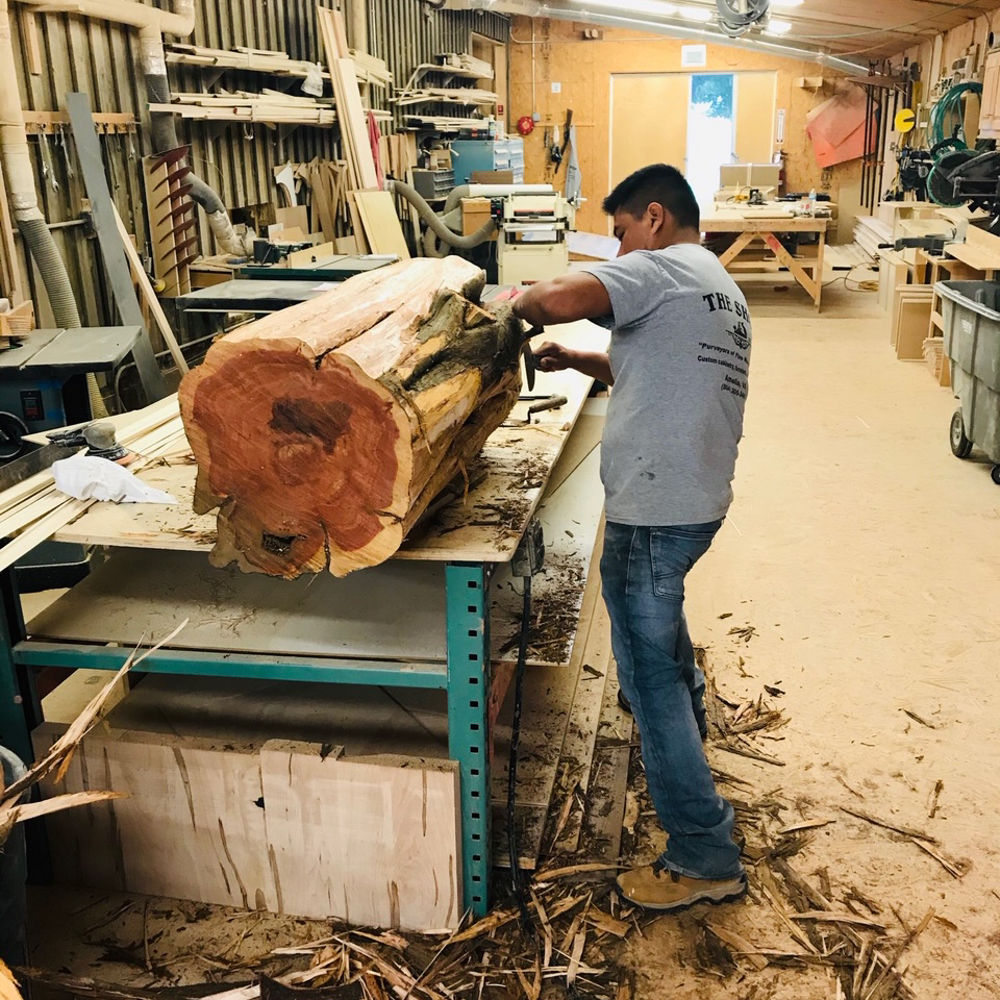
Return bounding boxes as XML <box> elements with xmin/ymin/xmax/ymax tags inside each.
<box><xmin>27</xmin><ymin>549</ymin><xmax>453</xmax><ymax>662</ymax></box>
<box><xmin>33</xmin><ymin>720</ymin><xmax>462</xmax><ymax>930</ymax></box>
<box><xmin>351</xmin><ymin>190</ymin><xmax>410</xmax><ymax>258</ymax></box>
<box><xmin>33</xmin><ymin>724</ymin><xmax>275</xmax><ymax>910</ymax></box>
<box><xmin>895</xmin><ymin>297</ymin><xmax>933</xmax><ymax>360</ymax></box>
<box><xmin>262</xmin><ymin>742</ymin><xmax>460</xmax><ymax>930</ymax></box>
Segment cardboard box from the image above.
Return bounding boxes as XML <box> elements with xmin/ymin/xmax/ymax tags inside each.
<box><xmin>462</xmin><ymin>197</ymin><xmax>496</xmax><ymax>239</ymax></box>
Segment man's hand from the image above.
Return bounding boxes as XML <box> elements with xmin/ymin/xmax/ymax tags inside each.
<box><xmin>534</xmin><ymin>341</ymin><xmax>576</xmax><ymax>372</ymax></box>
<box><xmin>531</xmin><ymin>342</ymin><xmax>614</xmax><ymax>385</ymax></box>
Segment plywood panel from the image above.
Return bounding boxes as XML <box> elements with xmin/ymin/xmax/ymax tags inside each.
<box><xmin>352</xmin><ymin>190</ymin><xmax>410</xmax><ymax>257</ymax></box>
<box><xmin>261</xmin><ymin>741</ymin><xmax>461</xmax><ymax>930</ymax></box>
<box><xmin>611</xmin><ymin>73</ymin><xmax>689</xmax><ymax>187</ymax></box>
<box><xmin>33</xmin><ymin>724</ymin><xmax>274</xmax><ymax>910</ymax></box>
<box><xmin>735</xmin><ymin>72</ymin><xmax>777</xmax><ymax>165</ymax></box>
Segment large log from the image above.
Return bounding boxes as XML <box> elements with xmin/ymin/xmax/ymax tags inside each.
<box><xmin>179</xmin><ymin>257</ymin><xmax>523</xmax><ymax>578</ymax></box>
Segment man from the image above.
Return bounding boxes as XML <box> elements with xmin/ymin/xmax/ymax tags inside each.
<box><xmin>512</xmin><ymin>163</ymin><xmax>750</xmax><ymax>911</ymax></box>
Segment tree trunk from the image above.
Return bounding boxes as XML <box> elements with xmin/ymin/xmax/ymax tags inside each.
<box><xmin>179</xmin><ymin>257</ymin><xmax>523</xmax><ymax>578</ymax></box>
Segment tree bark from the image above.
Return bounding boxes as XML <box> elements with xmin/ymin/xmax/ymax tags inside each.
<box><xmin>179</xmin><ymin>257</ymin><xmax>523</xmax><ymax>578</ymax></box>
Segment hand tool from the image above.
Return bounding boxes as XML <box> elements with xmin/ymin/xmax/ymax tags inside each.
<box><xmin>527</xmin><ymin>394</ymin><xmax>567</xmax><ymax>417</ymax></box>
<box><xmin>46</xmin><ymin>422</ymin><xmax>134</xmax><ymax>464</ymax></box>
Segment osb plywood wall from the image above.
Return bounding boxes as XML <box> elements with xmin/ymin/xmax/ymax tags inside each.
<box><xmin>508</xmin><ymin>16</ymin><xmax>864</xmax><ymax>239</ymax></box>
<box><xmin>6</xmin><ymin>1</ymin><xmax>507</xmax><ymax>330</ymax></box>
<box><xmin>899</xmin><ymin>9</ymin><xmax>995</xmax><ymax>84</ymax></box>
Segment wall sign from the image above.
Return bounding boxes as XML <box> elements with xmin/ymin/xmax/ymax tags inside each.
<box><xmin>681</xmin><ymin>45</ymin><xmax>707</xmax><ymax>68</ymax></box>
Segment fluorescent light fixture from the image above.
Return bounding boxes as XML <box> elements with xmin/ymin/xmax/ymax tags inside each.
<box><xmin>766</xmin><ymin>18</ymin><xmax>793</xmax><ymax>33</ymax></box>
<box><xmin>770</xmin><ymin>0</ymin><xmax>804</xmax><ymax>7</ymax></box>
<box><xmin>568</xmin><ymin>0</ymin><xmax>678</xmax><ymax>14</ymax></box>
<box><xmin>677</xmin><ymin>5</ymin><xmax>713</xmax><ymax>22</ymax></box>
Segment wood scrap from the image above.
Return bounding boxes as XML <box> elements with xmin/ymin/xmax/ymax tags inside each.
<box><xmin>839</xmin><ymin>806</ymin><xmax>939</xmax><ymax>845</ymax></box>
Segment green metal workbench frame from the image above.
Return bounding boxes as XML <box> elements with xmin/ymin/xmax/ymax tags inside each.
<box><xmin>0</xmin><ymin>559</ymin><xmax>498</xmax><ymax>917</ymax></box>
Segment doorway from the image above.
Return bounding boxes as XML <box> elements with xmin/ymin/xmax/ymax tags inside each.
<box><xmin>610</xmin><ymin>71</ymin><xmax>777</xmax><ymax>221</ymax></box>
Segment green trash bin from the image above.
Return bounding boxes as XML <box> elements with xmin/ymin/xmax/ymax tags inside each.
<box><xmin>936</xmin><ymin>280</ymin><xmax>1000</xmax><ymax>484</ymax></box>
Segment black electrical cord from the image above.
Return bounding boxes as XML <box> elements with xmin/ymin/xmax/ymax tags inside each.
<box><xmin>507</xmin><ymin>572</ymin><xmax>533</xmax><ymax>930</ymax></box>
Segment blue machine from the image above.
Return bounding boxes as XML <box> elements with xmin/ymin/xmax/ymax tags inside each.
<box><xmin>449</xmin><ymin>138</ymin><xmax>525</xmax><ymax>185</ymax></box>
<box><xmin>0</xmin><ymin>326</ymin><xmax>141</xmax><ymax>450</ymax></box>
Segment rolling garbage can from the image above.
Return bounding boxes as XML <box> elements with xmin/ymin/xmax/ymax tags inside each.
<box><xmin>0</xmin><ymin>745</ymin><xmax>27</xmax><ymax>967</ymax></box>
<box><xmin>936</xmin><ymin>280</ymin><xmax>1000</xmax><ymax>484</ymax></box>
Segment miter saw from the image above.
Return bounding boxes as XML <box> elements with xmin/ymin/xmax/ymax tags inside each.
<box><xmin>926</xmin><ymin>146</ymin><xmax>1000</xmax><ymax>233</ymax></box>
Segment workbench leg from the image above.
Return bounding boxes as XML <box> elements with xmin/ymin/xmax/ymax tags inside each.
<box><xmin>446</xmin><ymin>562</ymin><xmax>492</xmax><ymax>918</ymax></box>
<box><xmin>0</xmin><ymin>568</ymin><xmax>35</xmax><ymax>764</ymax></box>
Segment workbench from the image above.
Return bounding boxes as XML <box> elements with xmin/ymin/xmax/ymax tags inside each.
<box><xmin>0</xmin><ymin>320</ymin><xmax>608</xmax><ymax>924</ymax></box>
<box><xmin>702</xmin><ymin>207</ymin><xmax>829</xmax><ymax>310</ymax></box>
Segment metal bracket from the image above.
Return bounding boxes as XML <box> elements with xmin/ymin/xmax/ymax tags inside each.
<box><xmin>511</xmin><ymin>518</ymin><xmax>545</xmax><ymax>578</ymax></box>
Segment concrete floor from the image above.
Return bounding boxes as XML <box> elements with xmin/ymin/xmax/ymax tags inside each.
<box><xmin>626</xmin><ymin>273</ymin><xmax>1000</xmax><ymax>997</ymax></box>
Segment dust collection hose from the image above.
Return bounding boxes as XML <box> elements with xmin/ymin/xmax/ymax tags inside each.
<box><xmin>388</xmin><ymin>180</ymin><xmax>497</xmax><ymax>257</ymax></box>
<box><xmin>0</xmin><ymin>0</ymin><xmax>106</xmax><ymax>417</ymax></box>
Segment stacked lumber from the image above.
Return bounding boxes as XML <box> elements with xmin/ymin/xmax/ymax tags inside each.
<box><xmin>150</xmin><ymin>90</ymin><xmax>338</xmax><ymax>126</ymax></box>
<box><xmin>165</xmin><ymin>43</ymin><xmax>330</xmax><ymax>81</ymax></box>
<box><xmin>317</xmin><ymin>5</ymin><xmax>380</xmax><ymax>191</ymax></box>
<box><xmin>0</xmin><ymin>300</ymin><xmax>35</xmax><ymax>341</ymax></box>
<box><xmin>178</xmin><ymin>257</ymin><xmax>524</xmax><ymax>579</ymax></box>
<box><xmin>0</xmin><ymin>398</ymin><xmax>187</xmax><ymax>573</ymax></box>
<box><xmin>853</xmin><ymin>215</ymin><xmax>893</xmax><ymax>260</ymax></box>
<box><xmin>923</xmin><ymin>335</ymin><xmax>947</xmax><ymax>380</ymax></box>
<box><xmin>891</xmin><ymin>284</ymin><xmax>933</xmax><ymax>360</ymax></box>
<box><xmin>403</xmin><ymin>114</ymin><xmax>495</xmax><ymax>132</ymax></box>
<box><xmin>350</xmin><ymin>49</ymin><xmax>393</xmax><ymax>88</ymax></box>
<box><xmin>393</xmin><ymin>87</ymin><xmax>499</xmax><ymax>108</ymax></box>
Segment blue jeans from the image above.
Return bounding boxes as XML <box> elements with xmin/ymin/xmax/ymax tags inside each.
<box><xmin>601</xmin><ymin>520</ymin><xmax>743</xmax><ymax>881</ymax></box>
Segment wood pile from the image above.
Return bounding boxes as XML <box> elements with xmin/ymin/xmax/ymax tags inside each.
<box><xmin>853</xmin><ymin>216</ymin><xmax>893</xmax><ymax>260</ymax></box>
<box><xmin>150</xmin><ymin>91</ymin><xmax>340</xmax><ymax>126</ymax></box>
<box><xmin>178</xmin><ymin>257</ymin><xmax>524</xmax><ymax>579</ymax></box>
<box><xmin>164</xmin><ymin>42</ymin><xmax>392</xmax><ymax>89</ymax></box>
<box><xmin>317</xmin><ymin>5</ymin><xmax>380</xmax><ymax>192</ymax></box>
<box><xmin>0</xmin><ymin>398</ymin><xmax>188</xmax><ymax>575</ymax></box>
<box><xmin>0</xmin><ymin>300</ymin><xmax>34</xmax><ymax>341</ymax></box>
<box><xmin>923</xmin><ymin>335</ymin><xmax>946</xmax><ymax>380</ymax></box>
<box><xmin>165</xmin><ymin>43</ymin><xmax>331</xmax><ymax>81</ymax></box>
<box><xmin>393</xmin><ymin>87</ymin><xmax>499</xmax><ymax>108</ymax></box>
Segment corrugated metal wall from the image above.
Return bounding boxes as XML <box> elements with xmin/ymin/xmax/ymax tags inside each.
<box><xmin>7</xmin><ymin>1</ymin><xmax>509</xmax><ymax>329</ymax></box>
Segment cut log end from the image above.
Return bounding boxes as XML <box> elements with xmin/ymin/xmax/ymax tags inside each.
<box><xmin>180</xmin><ymin>258</ymin><xmax>525</xmax><ymax>578</ymax></box>
<box><xmin>189</xmin><ymin>348</ymin><xmax>411</xmax><ymax>578</ymax></box>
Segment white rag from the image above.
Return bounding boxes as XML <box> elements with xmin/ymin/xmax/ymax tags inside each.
<box><xmin>52</xmin><ymin>453</ymin><xmax>178</xmax><ymax>504</ymax></box>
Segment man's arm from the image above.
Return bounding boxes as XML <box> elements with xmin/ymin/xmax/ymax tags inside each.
<box><xmin>512</xmin><ymin>272</ymin><xmax>613</xmax><ymax>327</ymax></box>
<box><xmin>513</xmin><ymin>273</ymin><xmax>614</xmax><ymax>384</ymax></box>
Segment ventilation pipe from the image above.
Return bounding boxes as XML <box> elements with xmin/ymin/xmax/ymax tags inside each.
<box><xmin>440</xmin><ymin>0</ymin><xmax>869</xmax><ymax>75</ymax></box>
<box><xmin>388</xmin><ymin>180</ymin><xmax>499</xmax><ymax>257</ymax></box>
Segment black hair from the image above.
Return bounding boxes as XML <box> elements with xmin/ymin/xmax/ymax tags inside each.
<box><xmin>602</xmin><ymin>163</ymin><xmax>700</xmax><ymax>230</ymax></box>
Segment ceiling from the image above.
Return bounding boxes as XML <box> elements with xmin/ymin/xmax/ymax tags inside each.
<box><xmin>444</xmin><ymin>0</ymin><xmax>1000</xmax><ymax>66</ymax></box>
<box><xmin>712</xmin><ymin>0</ymin><xmax>1000</xmax><ymax>58</ymax></box>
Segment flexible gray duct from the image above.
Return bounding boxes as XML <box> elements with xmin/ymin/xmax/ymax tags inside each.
<box><xmin>0</xmin><ymin>0</ymin><xmax>106</xmax><ymax>415</ymax></box>
<box><xmin>142</xmin><ymin>32</ymin><xmax>252</xmax><ymax>257</ymax></box>
<box><xmin>389</xmin><ymin>180</ymin><xmax>498</xmax><ymax>257</ymax></box>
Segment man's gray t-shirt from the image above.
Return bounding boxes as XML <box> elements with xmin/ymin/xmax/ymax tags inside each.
<box><xmin>581</xmin><ymin>243</ymin><xmax>750</xmax><ymax>526</ymax></box>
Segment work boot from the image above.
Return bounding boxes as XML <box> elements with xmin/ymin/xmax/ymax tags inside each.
<box><xmin>616</xmin><ymin>688</ymin><xmax>708</xmax><ymax>741</ymax></box>
<box><xmin>615</xmin><ymin>861</ymin><xmax>746</xmax><ymax>912</ymax></box>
